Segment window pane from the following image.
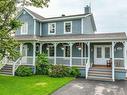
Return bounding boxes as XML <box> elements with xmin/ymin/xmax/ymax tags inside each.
<box><xmin>97</xmin><ymin>47</ymin><xmax>102</xmax><ymax>58</ymax></box>
<box><xmin>49</xmin><ymin>23</ymin><xmax>56</xmax><ymax>34</ymax></box>
<box><xmin>49</xmin><ymin>47</ymin><xmax>54</xmax><ymax>57</ymax></box>
<box><xmin>105</xmin><ymin>47</ymin><xmax>110</xmax><ymax>58</ymax></box>
<box><xmin>65</xmin><ymin>22</ymin><xmax>71</xmax><ymax>32</ymax></box>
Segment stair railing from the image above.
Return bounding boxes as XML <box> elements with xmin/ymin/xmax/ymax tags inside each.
<box><xmin>86</xmin><ymin>58</ymin><xmax>90</xmax><ymax>79</ymax></box>
<box><xmin>12</xmin><ymin>57</ymin><xmax>22</xmax><ymax>76</ymax></box>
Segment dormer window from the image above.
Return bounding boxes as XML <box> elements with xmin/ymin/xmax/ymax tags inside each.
<box><xmin>48</xmin><ymin>23</ymin><xmax>56</xmax><ymax>34</ymax></box>
<box><xmin>21</xmin><ymin>22</ymin><xmax>28</xmax><ymax>35</ymax></box>
<box><xmin>64</xmin><ymin>21</ymin><xmax>72</xmax><ymax>34</ymax></box>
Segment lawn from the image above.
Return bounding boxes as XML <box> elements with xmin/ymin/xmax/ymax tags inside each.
<box><xmin>0</xmin><ymin>75</ymin><xmax>74</xmax><ymax>95</ymax></box>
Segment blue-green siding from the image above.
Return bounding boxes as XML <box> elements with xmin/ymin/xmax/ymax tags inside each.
<box><xmin>16</xmin><ymin>10</ymin><xmax>34</xmax><ymax>35</ymax></box>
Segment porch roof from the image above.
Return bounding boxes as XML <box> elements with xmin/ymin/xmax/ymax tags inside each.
<box><xmin>14</xmin><ymin>32</ymin><xmax>127</xmax><ymax>42</ymax></box>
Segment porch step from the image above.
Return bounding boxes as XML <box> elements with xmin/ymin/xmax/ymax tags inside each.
<box><xmin>0</xmin><ymin>65</ymin><xmax>13</xmax><ymax>75</ymax></box>
<box><xmin>87</xmin><ymin>67</ymin><xmax>112</xmax><ymax>81</ymax></box>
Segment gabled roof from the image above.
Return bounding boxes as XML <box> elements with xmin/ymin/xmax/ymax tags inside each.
<box><xmin>14</xmin><ymin>32</ymin><xmax>127</xmax><ymax>42</ymax></box>
<box><xmin>16</xmin><ymin>7</ymin><xmax>45</xmax><ymax>20</ymax></box>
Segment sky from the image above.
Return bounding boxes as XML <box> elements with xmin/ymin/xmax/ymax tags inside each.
<box><xmin>27</xmin><ymin>0</ymin><xmax>127</xmax><ymax>33</ymax></box>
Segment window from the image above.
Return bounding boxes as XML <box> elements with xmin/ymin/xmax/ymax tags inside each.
<box><xmin>48</xmin><ymin>23</ymin><xmax>56</xmax><ymax>34</ymax></box>
<box><xmin>48</xmin><ymin>46</ymin><xmax>54</xmax><ymax>57</ymax></box>
<box><xmin>64</xmin><ymin>21</ymin><xmax>72</xmax><ymax>34</ymax></box>
<box><xmin>105</xmin><ymin>47</ymin><xmax>110</xmax><ymax>58</ymax></box>
<box><xmin>97</xmin><ymin>47</ymin><xmax>102</xmax><ymax>58</ymax></box>
<box><xmin>64</xmin><ymin>46</ymin><xmax>70</xmax><ymax>57</ymax></box>
<box><xmin>21</xmin><ymin>22</ymin><xmax>28</xmax><ymax>34</ymax></box>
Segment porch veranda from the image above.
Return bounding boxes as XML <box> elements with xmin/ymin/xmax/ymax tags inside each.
<box><xmin>18</xmin><ymin>40</ymin><xmax>127</xmax><ymax>81</ymax></box>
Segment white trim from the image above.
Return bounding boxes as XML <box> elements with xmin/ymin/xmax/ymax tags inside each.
<box><xmin>48</xmin><ymin>23</ymin><xmax>56</xmax><ymax>35</ymax></box>
<box><xmin>40</xmin><ymin>14</ymin><xmax>92</xmax><ymax>22</ymax></box>
<box><xmin>16</xmin><ymin>8</ymin><xmax>36</xmax><ymax>19</ymax></box>
<box><xmin>40</xmin><ymin>22</ymin><xmax>42</xmax><ymax>36</ymax></box>
<box><xmin>81</xmin><ymin>18</ymin><xmax>84</xmax><ymax>34</ymax></box>
<box><xmin>34</xmin><ymin>20</ymin><xmax>36</xmax><ymax>35</ymax></box>
<box><xmin>70</xmin><ymin>43</ymin><xmax>72</xmax><ymax>67</ymax></box>
<box><xmin>112</xmin><ymin>42</ymin><xmax>115</xmax><ymax>81</ymax></box>
<box><xmin>64</xmin><ymin>21</ymin><xmax>72</xmax><ymax>34</ymax></box>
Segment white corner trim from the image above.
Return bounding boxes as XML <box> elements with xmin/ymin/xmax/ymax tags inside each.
<box><xmin>48</xmin><ymin>23</ymin><xmax>56</xmax><ymax>35</ymax></box>
<box><xmin>81</xmin><ymin>18</ymin><xmax>84</xmax><ymax>34</ymax></box>
<box><xmin>34</xmin><ymin>20</ymin><xmax>36</xmax><ymax>35</ymax></box>
<box><xmin>64</xmin><ymin>21</ymin><xmax>72</xmax><ymax>34</ymax></box>
<box><xmin>40</xmin><ymin>22</ymin><xmax>42</xmax><ymax>36</ymax></box>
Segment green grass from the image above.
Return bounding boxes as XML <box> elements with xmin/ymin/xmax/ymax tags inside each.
<box><xmin>0</xmin><ymin>75</ymin><xmax>74</xmax><ymax>95</ymax></box>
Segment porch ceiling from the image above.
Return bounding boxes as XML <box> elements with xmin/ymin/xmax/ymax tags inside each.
<box><xmin>14</xmin><ymin>32</ymin><xmax>127</xmax><ymax>42</ymax></box>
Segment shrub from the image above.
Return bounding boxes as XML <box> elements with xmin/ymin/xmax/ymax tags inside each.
<box><xmin>48</xmin><ymin>65</ymin><xmax>69</xmax><ymax>77</ymax></box>
<box><xmin>16</xmin><ymin>66</ymin><xmax>33</xmax><ymax>77</ymax></box>
<box><xmin>36</xmin><ymin>53</ymin><xmax>50</xmax><ymax>75</ymax></box>
<box><xmin>68</xmin><ymin>67</ymin><xmax>80</xmax><ymax>77</ymax></box>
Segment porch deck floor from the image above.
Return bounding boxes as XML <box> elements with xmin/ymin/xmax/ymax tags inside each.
<box><xmin>92</xmin><ymin>65</ymin><xmax>111</xmax><ymax>69</ymax></box>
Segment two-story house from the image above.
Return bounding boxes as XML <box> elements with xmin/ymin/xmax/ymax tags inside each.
<box><xmin>1</xmin><ymin>6</ymin><xmax>127</xmax><ymax>81</ymax></box>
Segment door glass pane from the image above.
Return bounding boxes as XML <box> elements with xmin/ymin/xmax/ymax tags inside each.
<box><xmin>97</xmin><ymin>47</ymin><xmax>102</xmax><ymax>58</ymax></box>
<box><xmin>105</xmin><ymin>47</ymin><xmax>110</xmax><ymax>58</ymax></box>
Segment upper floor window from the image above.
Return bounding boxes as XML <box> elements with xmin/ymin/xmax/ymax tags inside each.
<box><xmin>48</xmin><ymin>23</ymin><xmax>56</xmax><ymax>34</ymax></box>
<box><xmin>64</xmin><ymin>21</ymin><xmax>72</xmax><ymax>34</ymax></box>
<box><xmin>21</xmin><ymin>22</ymin><xmax>28</xmax><ymax>34</ymax></box>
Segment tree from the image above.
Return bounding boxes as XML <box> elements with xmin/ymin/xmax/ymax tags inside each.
<box><xmin>0</xmin><ymin>0</ymin><xmax>49</xmax><ymax>60</ymax></box>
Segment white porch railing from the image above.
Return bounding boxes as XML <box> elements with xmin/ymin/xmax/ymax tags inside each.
<box><xmin>12</xmin><ymin>57</ymin><xmax>22</xmax><ymax>76</ymax></box>
<box><xmin>21</xmin><ymin>56</ymin><xmax>33</xmax><ymax>65</ymax></box>
<box><xmin>56</xmin><ymin>57</ymin><xmax>70</xmax><ymax>66</ymax></box>
<box><xmin>48</xmin><ymin>57</ymin><xmax>54</xmax><ymax>64</ymax></box>
<box><xmin>114</xmin><ymin>58</ymin><xmax>124</xmax><ymax>69</ymax></box>
<box><xmin>72</xmin><ymin>57</ymin><xmax>88</xmax><ymax>66</ymax></box>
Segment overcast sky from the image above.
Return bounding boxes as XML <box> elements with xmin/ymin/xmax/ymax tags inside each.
<box><xmin>28</xmin><ymin>0</ymin><xmax>127</xmax><ymax>33</ymax></box>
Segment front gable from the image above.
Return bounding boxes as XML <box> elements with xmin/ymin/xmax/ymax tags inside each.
<box><xmin>16</xmin><ymin>9</ymin><xmax>34</xmax><ymax>35</ymax></box>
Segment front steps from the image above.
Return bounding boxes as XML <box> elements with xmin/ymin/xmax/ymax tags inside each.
<box><xmin>0</xmin><ymin>64</ymin><xmax>13</xmax><ymax>75</ymax></box>
<box><xmin>87</xmin><ymin>67</ymin><xmax>113</xmax><ymax>81</ymax></box>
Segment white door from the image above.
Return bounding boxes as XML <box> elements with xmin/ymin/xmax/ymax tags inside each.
<box><xmin>22</xmin><ymin>45</ymin><xmax>27</xmax><ymax>64</ymax></box>
<box><xmin>94</xmin><ymin>45</ymin><xmax>111</xmax><ymax>65</ymax></box>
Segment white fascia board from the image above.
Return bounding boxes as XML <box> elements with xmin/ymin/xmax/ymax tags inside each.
<box><xmin>40</xmin><ymin>14</ymin><xmax>92</xmax><ymax>22</ymax></box>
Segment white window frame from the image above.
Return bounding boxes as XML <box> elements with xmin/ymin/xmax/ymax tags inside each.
<box><xmin>64</xmin><ymin>21</ymin><xmax>72</xmax><ymax>34</ymax></box>
<box><xmin>21</xmin><ymin>22</ymin><xmax>28</xmax><ymax>35</ymax></box>
<box><xmin>48</xmin><ymin>23</ymin><xmax>56</xmax><ymax>35</ymax></box>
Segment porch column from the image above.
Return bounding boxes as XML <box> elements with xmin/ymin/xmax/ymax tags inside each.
<box><xmin>112</xmin><ymin>41</ymin><xmax>115</xmax><ymax>81</ymax></box>
<box><xmin>54</xmin><ymin>43</ymin><xmax>57</xmax><ymax>65</ymax></box>
<box><xmin>33</xmin><ymin>42</ymin><xmax>36</xmax><ymax>74</ymax></box>
<box><xmin>87</xmin><ymin>42</ymin><xmax>90</xmax><ymax>65</ymax></box>
<box><xmin>81</xmin><ymin>43</ymin><xmax>83</xmax><ymax>65</ymax></box>
<box><xmin>40</xmin><ymin>43</ymin><xmax>43</xmax><ymax>54</ymax></box>
<box><xmin>124</xmin><ymin>41</ymin><xmax>127</xmax><ymax>69</ymax></box>
<box><xmin>20</xmin><ymin>43</ymin><xmax>23</xmax><ymax>56</ymax></box>
<box><xmin>70</xmin><ymin>43</ymin><xmax>73</xmax><ymax>67</ymax></box>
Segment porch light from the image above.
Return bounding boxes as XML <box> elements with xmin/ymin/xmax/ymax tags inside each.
<box><xmin>76</xmin><ymin>43</ymin><xmax>82</xmax><ymax>50</ymax></box>
<box><xmin>61</xmin><ymin>47</ymin><xmax>65</xmax><ymax>50</ymax></box>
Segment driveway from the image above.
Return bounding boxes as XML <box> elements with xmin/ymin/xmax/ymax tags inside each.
<box><xmin>52</xmin><ymin>78</ymin><xmax>127</xmax><ymax>95</ymax></box>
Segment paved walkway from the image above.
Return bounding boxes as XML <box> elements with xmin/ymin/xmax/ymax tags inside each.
<box><xmin>52</xmin><ymin>78</ymin><xmax>127</xmax><ymax>95</ymax></box>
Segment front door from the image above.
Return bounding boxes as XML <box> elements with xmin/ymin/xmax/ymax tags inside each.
<box><xmin>94</xmin><ymin>45</ymin><xmax>111</xmax><ymax>65</ymax></box>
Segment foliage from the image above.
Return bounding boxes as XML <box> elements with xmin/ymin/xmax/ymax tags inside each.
<box><xmin>0</xmin><ymin>75</ymin><xmax>74</xmax><ymax>95</ymax></box>
<box><xmin>36</xmin><ymin>53</ymin><xmax>49</xmax><ymax>75</ymax></box>
<box><xmin>16</xmin><ymin>0</ymin><xmax>50</xmax><ymax>8</ymax></box>
<box><xmin>48</xmin><ymin>65</ymin><xmax>68</xmax><ymax>77</ymax></box>
<box><xmin>49</xmin><ymin>65</ymin><xmax>80</xmax><ymax>78</ymax></box>
<box><xmin>68</xmin><ymin>67</ymin><xmax>80</xmax><ymax>77</ymax></box>
<box><xmin>16</xmin><ymin>65</ymin><xmax>33</xmax><ymax>77</ymax></box>
<box><xmin>0</xmin><ymin>0</ymin><xmax>22</xmax><ymax>60</ymax></box>
<box><xmin>0</xmin><ymin>0</ymin><xmax>49</xmax><ymax>60</ymax></box>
